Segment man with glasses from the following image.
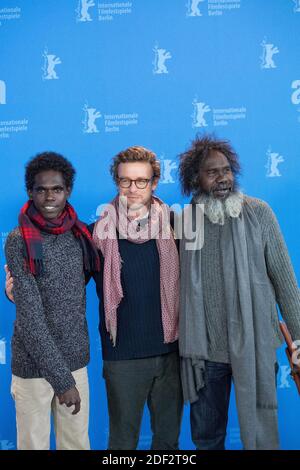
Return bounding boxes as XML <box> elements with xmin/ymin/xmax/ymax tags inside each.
<box><xmin>90</xmin><ymin>146</ymin><xmax>183</xmax><ymax>449</ymax></box>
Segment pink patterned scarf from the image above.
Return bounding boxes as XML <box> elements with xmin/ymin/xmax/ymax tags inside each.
<box><xmin>93</xmin><ymin>195</ymin><xmax>179</xmax><ymax>346</ymax></box>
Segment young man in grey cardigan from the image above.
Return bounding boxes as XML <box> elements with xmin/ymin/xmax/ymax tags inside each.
<box><xmin>178</xmin><ymin>134</ymin><xmax>300</xmax><ymax>450</ymax></box>
<box><xmin>5</xmin><ymin>152</ymin><xmax>99</xmax><ymax>450</ymax></box>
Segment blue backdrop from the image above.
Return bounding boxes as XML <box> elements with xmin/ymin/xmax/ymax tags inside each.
<box><xmin>0</xmin><ymin>0</ymin><xmax>300</xmax><ymax>450</ymax></box>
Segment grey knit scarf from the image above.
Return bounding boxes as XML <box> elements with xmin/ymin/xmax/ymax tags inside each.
<box><xmin>179</xmin><ymin>198</ymin><xmax>279</xmax><ymax>450</ymax></box>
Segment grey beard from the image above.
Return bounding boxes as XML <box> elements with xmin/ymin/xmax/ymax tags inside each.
<box><xmin>195</xmin><ymin>191</ymin><xmax>244</xmax><ymax>225</ymax></box>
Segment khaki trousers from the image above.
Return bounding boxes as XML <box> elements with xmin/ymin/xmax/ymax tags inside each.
<box><xmin>11</xmin><ymin>367</ymin><xmax>90</xmax><ymax>450</ymax></box>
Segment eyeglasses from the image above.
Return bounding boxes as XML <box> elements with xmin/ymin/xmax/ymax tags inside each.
<box><xmin>117</xmin><ymin>177</ymin><xmax>153</xmax><ymax>189</ymax></box>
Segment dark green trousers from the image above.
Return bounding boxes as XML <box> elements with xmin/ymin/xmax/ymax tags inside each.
<box><xmin>103</xmin><ymin>352</ymin><xmax>183</xmax><ymax>450</ymax></box>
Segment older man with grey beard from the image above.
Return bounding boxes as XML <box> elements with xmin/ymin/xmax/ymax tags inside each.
<box><xmin>178</xmin><ymin>134</ymin><xmax>300</xmax><ymax>450</ymax></box>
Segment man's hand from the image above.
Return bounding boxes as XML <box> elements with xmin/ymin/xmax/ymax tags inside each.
<box><xmin>57</xmin><ymin>386</ymin><xmax>81</xmax><ymax>415</ymax></box>
<box><xmin>4</xmin><ymin>265</ymin><xmax>14</xmax><ymax>302</ymax></box>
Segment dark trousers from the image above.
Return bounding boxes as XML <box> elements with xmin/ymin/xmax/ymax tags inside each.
<box><xmin>103</xmin><ymin>352</ymin><xmax>183</xmax><ymax>450</ymax></box>
<box><xmin>190</xmin><ymin>361</ymin><xmax>232</xmax><ymax>450</ymax></box>
<box><xmin>190</xmin><ymin>361</ymin><xmax>279</xmax><ymax>450</ymax></box>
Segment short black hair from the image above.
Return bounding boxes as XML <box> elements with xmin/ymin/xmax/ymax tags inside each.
<box><xmin>179</xmin><ymin>134</ymin><xmax>241</xmax><ymax>196</ymax></box>
<box><xmin>25</xmin><ymin>151</ymin><xmax>76</xmax><ymax>191</ymax></box>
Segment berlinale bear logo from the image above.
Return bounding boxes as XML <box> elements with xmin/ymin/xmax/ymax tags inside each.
<box><xmin>186</xmin><ymin>0</ymin><xmax>205</xmax><ymax>17</ymax></box>
<box><xmin>0</xmin><ymin>337</ymin><xmax>6</xmax><ymax>365</ymax></box>
<box><xmin>76</xmin><ymin>0</ymin><xmax>95</xmax><ymax>22</ymax></box>
<box><xmin>293</xmin><ymin>0</ymin><xmax>300</xmax><ymax>13</ymax></box>
<box><xmin>265</xmin><ymin>148</ymin><xmax>284</xmax><ymax>178</ymax></box>
<box><xmin>0</xmin><ymin>80</ymin><xmax>6</xmax><ymax>104</ymax></box>
<box><xmin>192</xmin><ymin>99</ymin><xmax>211</xmax><ymax>128</ymax></box>
<box><xmin>153</xmin><ymin>44</ymin><xmax>172</xmax><ymax>74</ymax></box>
<box><xmin>83</xmin><ymin>103</ymin><xmax>102</xmax><ymax>133</ymax></box>
<box><xmin>260</xmin><ymin>39</ymin><xmax>279</xmax><ymax>69</ymax></box>
<box><xmin>42</xmin><ymin>49</ymin><xmax>62</xmax><ymax>80</ymax></box>
<box><xmin>160</xmin><ymin>155</ymin><xmax>178</xmax><ymax>184</ymax></box>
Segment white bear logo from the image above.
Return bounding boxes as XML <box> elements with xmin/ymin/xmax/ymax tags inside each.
<box><xmin>186</xmin><ymin>0</ymin><xmax>205</xmax><ymax>17</ymax></box>
<box><xmin>77</xmin><ymin>0</ymin><xmax>95</xmax><ymax>22</ymax></box>
<box><xmin>0</xmin><ymin>80</ymin><xmax>6</xmax><ymax>104</ymax></box>
<box><xmin>293</xmin><ymin>0</ymin><xmax>300</xmax><ymax>13</ymax></box>
<box><xmin>192</xmin><ymin>100</ymin><xmax>211</xmax><ymax>127</ymax></box>
<box><xmin>261</xmin><ymin>40</ymin><xmax>279</xmax><ymax>69</ymax></box>
<box><xmin>0</xmin><ymin>338</ymin><xmax>6</xmax><ymax>365</ymax></box>
<box><xmin>265</xmin><ymin>149</ymin><xmax>284</xmax><ymax>177</ymax></box>
<box><xmin>43</xmin><ymin>50</ymin><xmax>62</xmax><ymax>80</ymax></box>
<box><xmin>83</xmin><ymin>104</ymin><xmax>102</xmax><ymax>133</ymax></box>
<box><xmin>153</xmin><ymin>45</ymin><xmax>172</xmax><ymax>74</ymax></box>
<box><xmin>160</xmin><ymin>158</ymin><xmax>178</xmax><ymax>184</ymax></box>
<box><xmin>278</xmin><ymin>365</ymin><xmax>291</xmax><ymax>389</ymax></box>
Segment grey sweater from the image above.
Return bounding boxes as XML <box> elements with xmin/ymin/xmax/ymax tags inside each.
<box><xmin>5</xmin><ymin>228</ymin><xmax>89</xmax><ymax>394</ymax></box>
<box><xmin>201</xmin><ymin>196</ymin><xmax>300</xmax><ymax>363</ymax></box>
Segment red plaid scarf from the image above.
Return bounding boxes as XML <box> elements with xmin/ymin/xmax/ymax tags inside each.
<box><xmin>19</xmin><ymin>200</ymin><xmax>100</xmax><ymax>275</ymax></box>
